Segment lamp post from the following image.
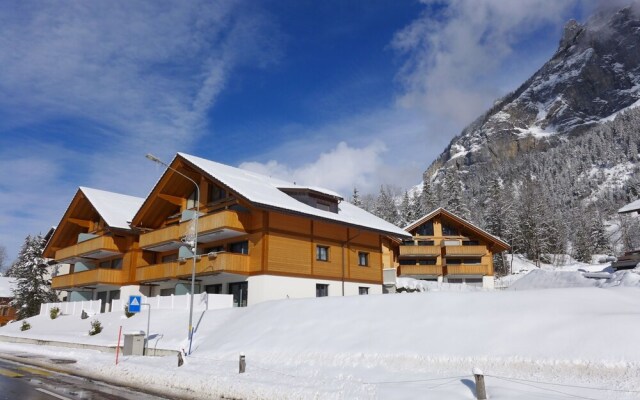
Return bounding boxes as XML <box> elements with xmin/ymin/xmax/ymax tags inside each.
<box><xmin>145</xmin><ymin>154</ymin><xmax>199</xmax><ymax>353</ymax></box>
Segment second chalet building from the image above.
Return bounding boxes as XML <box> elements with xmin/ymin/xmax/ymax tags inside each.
<box><xmin>47</xmin><ymin>153</ymin><xmax>411</xmax><ymax>309</ymax></box>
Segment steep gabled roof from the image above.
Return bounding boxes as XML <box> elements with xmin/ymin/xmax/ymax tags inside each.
<box><xmin>135</xmin><ymin>152</ymin><xmax>410</xmax><ymax>238</ymax></box>
<box><xmin>78</xmin><ymin>187</ymin><xmax>144</xmax><ymax>230</ymax></box>
<box><xmin>404</xmin><ymin>207</ymin><xmax>510</xmax><ymax>251</ymax></box>
<box><xmin>619</xmin><ymin>198</ymin><xmax>640</xmax><ymax>214</ymax></box>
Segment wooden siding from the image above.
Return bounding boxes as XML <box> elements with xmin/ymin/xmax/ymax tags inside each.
<box><xmin>51</xmin><ymin>268</ymin><xmax>127</xmax><ymax>289</ymax></box>
<box><xmin>267</xmin><ymin>233</ymin><xmax>312</xmax><ymax>275</ymax></box>
<box><xmin>135</xmin><ymin>252</ymin><xmax>250</xmax><ymax>282</ymax></box>
<box><xmin>54</xmin><ymin>235</ymin><xmax>126</xmax><ymax>261</ymax></box>
<box><xmin>445</xmin><ymin>264</ymin><xmax>490</xmax><ymax>275</ymax></box>
<box><xmin>398</xmin><ymin>265</ymin><xmax>443</xmax><ymax>276</ymax></box>
<box><xmin>399</xmin><ymin>245</ymin><xmax>440</xmax><ymax>257</ymax></box>
<box><xmin>443</xmin><ymin>245</ymin><xmax>487</xmax><ymax>257</ymax></box>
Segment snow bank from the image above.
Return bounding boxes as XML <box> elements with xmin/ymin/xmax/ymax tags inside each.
<box><xmin>509</xmin><ymin>268</ymin><xmax>640</xmax><ymax>290</ymax></box>
<box><xmin>395</xmin><ymin>277</ymin><xmax>485</xmax><ymax>292</ymax></box>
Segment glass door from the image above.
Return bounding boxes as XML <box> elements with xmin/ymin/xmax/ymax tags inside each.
<box><xmin>228</xmin><ymin>282</ymin><xmax>248</xmax><ymax>307</ymax></box>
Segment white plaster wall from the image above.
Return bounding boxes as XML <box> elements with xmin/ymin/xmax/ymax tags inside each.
<box><xmin>247</xmin><ymin>275</ymin><xmax>382</xmax><ymax>306</ymax></box>
<box><xmin>482</xmin><ymin>275</ymin><xmax>495</xmax><ymax>289</ymax></box>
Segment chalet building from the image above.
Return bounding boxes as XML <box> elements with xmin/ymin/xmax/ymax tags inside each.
<box><xmin>612</xmin><ymin>198</ymin><xmax>640</xmax><ymax>271</ymax></box>
<box><xmin>44</xmin><ymin>187</ymin><xmax>144</xmax><ymax>312</ymax></box>
<box><xmin>0</xmin><ymin>277</ymin><xmax>17</xmax><ymax>326</ymax></box>
<box><xmin>398</xmin><ymin>208</ymin><xmax>510</xmax><ymax>288</ymax></box>
<box><xmin>46</xmin><ymin>153</ymin><xmax>410</xmax><ymax>308</ymax></box>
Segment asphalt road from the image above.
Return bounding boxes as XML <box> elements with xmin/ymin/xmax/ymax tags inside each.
<box><xmin>0</xmin><ymin>357</ymin><xmax>168</xmax><ymax>400</ymax></box>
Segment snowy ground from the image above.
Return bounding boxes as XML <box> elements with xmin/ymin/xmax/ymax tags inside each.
<box><xmin>1</xmin><ymin>259</ymin><xmax>640</xmax><ymax>399</ymax></box>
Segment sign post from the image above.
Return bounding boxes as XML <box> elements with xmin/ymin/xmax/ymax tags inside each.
<box><xmin>128</xmin><ymin>296</ymin><xmax>142</xmax><ymax>313</ymax></box>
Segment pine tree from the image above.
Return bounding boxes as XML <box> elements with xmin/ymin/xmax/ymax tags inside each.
<box><xmin>441</xmin><ymin>168</ymin><xmax>470</xmax><ymax>218</ymax></box>
<box><xmin>350</xmin><ymin>187</ymin><xmax>363</xmax><ymax>208</ymax></box>
<box><xmin>374</xmin><ymin>186</ymin><xmax>400</xmax><ymax>226</ymax></box>
<box><xmin>420</xmin><ymin>179</ymin><xmax>437</xmax><ymax>214</ymax></box>
<box><xmin>399</xmin><ymin>191</ymin><xmax>413</xmax><ymax>227</ymax></box>
<box><xmin>0</xmin><ymin>245</ymin><xmax>6</xmax><ymax>276</ymax></box>
<box><xmin>483</xmin><ymin>177</ymin><xmax>512</xmax><ymax>275</ymax></box>
<box><xmin>9</xmin><ymin>235</ymin><xmax>58</xmax><ymax>320</ymax></box>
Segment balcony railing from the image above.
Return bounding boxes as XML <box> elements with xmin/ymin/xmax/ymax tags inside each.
<box><xmin>445</xmin><ymin>264</ymin><xmax>490</xmax><ymax>275</ymax></box>
<box><xmin>55</xmin><ymin>236</ymin><xmax>125</xmax><ymax>262</ymax></box>
<box><xmin>51</xmin><ymin>268</ymin><xmax>127</xmax><ymax>289</ymax></box>
<box><xmin>398</xmin><ymin>265</ymin><xmax>443</xmax><ymax>276</ymax></box>
<box><xmin>140</xmin><ymin>210</ymin><xmax>249</xmax><ymax>250</ymax></box>
<box><xmin>399</xmin><ymin>245</ymin><xmax>440</xmax><ymax>257</ymax></box>
<box><xmin>443</xmin><ymin>245</ymin><xmax>486</xmax><ymax>257</ymax></box>
<box><xmin>135</xmin><ymin>252</ymin><xmax>250</xmax><ymax>282</ymax></box>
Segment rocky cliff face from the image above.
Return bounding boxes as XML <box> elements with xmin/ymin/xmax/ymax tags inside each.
<box><xmin>426</xmin><ymin>5</ymin><xmax>640</xmax><ymax>180</ymax></box>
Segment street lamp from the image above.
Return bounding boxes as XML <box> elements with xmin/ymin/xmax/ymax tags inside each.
<box><xmin>145</xmin><ymin>153</ymin><xmax>199</xmax><ymax>354</ymax></box>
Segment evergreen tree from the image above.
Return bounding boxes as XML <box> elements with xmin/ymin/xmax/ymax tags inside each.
<box><xmin>0</xmin><ymin>245</ymin><xmax>6</xmax><ymax>276</ymax></box>
<box><xmin>410</xmin><ymin>190</ymin><xmax>425</xmax><ymax>220</ymax></box>
<box><xmin>350</xmin><ymin>187</ymin><xmax>363</xmax><ymax>208</ymax></box>
<box><xmin>9</xmin><ymin>235</ymin><xmax>58</xmax><ymax>320</ymax></box>
<box><xmin>398</xmin><ymin>191</ymin><xmax>413</xmax><ymax>227</ymax></box>
<box><xmin>441</xmin><ymin>168</ymin><xmax>470</xmax><ymax>219</ymax></box>
<box><xmin>516</xmin><ymin>178</ymin><xmax>552</xmax><ymax>266</ymax></box>
<box><xmin>420</xmin><ymin>179</ymin><xmax>437</xmax><ymax>213</ymax></box>
<box><xmin>483</xmin><ymin>177</ymin><xmax>513</xmax><ymax>275</ymax></box>
<box><xmin>374</xmin><ymin>185</ymin><xmax>400</xmax><ymax>226</ymax></box>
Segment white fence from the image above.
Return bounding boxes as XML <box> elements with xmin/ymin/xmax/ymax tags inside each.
<box><xmin>111</xmin><ymin>293</ymin><xmax>233</xmax><ymax>313</ymax></box>
<box><xmin>40</xmin><ymin>299</ymin><xmax>102</xmax><ymax>317</ymax></box>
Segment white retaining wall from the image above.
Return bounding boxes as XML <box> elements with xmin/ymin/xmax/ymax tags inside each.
<box><xmin>111</xmin><ymin>292</ymin><xmax>233</xmax><ymax>313</ymax></box>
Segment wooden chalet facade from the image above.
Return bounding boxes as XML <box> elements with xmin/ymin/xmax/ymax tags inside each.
<box><xmin>398</xmin><ymin>208</ymin><xmax>510</xmax><ymax>288</ymax></box>
<box><xmin>0</xmin><ymin>278</ymin><xmax>17</xmax><ymax>326</ymax></box>
<box><xmin>43</xmin><ymin>187</ymin><xmax>144</xmax><ymax>312</ymax></box>
<box><xmin>46</xmin><ymin>153</ymin><xmax>409</xmax><ymax>308</ymax></box>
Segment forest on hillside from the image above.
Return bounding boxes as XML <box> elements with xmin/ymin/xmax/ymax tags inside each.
<box><xmin>354</xmin><ymin>108</ymin><xmax>640</xmax><ymax>274</ymax></box>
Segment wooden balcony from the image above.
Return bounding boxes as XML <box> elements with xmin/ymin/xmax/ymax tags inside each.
<box><xmin>445</xmin><ymin>264</ymin><xmax>490</xmax><ymax>275</ymax></box>
<box><xmin>443</xmin><ymin>245</ymin><xmax>487</xmax><ymax>257</ymax></box>
<box><xmin>140</xmin><ymin>210</ymin><xmax>249</xmax><ymax>250</ymax></box>
<box><xmin>399</xmin><ymin>245</ymin><xmax>440</xmax><ymax>257</ymax></box>
<box><xmin>398</xmin><ymin>265</ymin><xmax>443</xmax><ymax>276</ymax></box>
<box><xmin>135</xmin><ymin>252</ymin><xmax>250</xmax><ymax>282</ymax></box>
<box><xmin>52</xmin><ymin>268</ymin><xmax>128</xmax><ymax>289</ymax></box>
<box><xmin>55</xmin><ymin>236</ymin><xmax>125</xmax><ymax>262</ymax></box>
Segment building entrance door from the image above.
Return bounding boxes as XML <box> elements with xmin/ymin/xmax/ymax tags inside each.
<box><xmin>228</xmin><ymin>282</ymin><xmax>247</xmax><ymax>307</ymax></box>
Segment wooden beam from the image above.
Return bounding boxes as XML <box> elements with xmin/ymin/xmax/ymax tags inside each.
<box><xmin>158</xmin><ymin>193</ymin><xmax>184</xmax><ymax>206</ymax></box>
<box><xmin>68</xmin><ymin>218</ymin><xmax>91</xmax><ymax>228</ymax></box>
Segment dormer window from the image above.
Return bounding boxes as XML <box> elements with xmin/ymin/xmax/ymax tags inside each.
<box><xmin>278</xmin><ymin>187</ymin><xmax>342</xmax><ymax>213</ymax></box>
<box><xmin>208</xmin><ymin>184</ymin><xmax>226</xmax><ymax>203</ymax></box>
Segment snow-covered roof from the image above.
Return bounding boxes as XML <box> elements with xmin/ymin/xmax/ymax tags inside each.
<box><xmin>178</xmin><ymin>153</ymin><xmax>410</xmax><ymax>238</ymax></box>
<box><xmin>0</xmin><ymin>277</ymin><xmax>16</xmax><ymax>298</ymax></box>
<box><xmin>619</xmin><ymin>198</ymin><xmax>640</xmax><ymax>214</ymax></box>
<box><xmin>404</xmin><ymin>207</ymin><xmax>510</xmax><ymax>250</ymax></box>
<box><xmin>79</xmin><ymin>187</ymin><xmax>145</xmax><ymax>230</ymax></box>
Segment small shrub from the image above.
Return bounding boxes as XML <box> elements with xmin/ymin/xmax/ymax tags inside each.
<box><xmin>49</xmin><ymin>307</ymin><xmax>61</xmax><ymax>320</ymax></box>
<box><xmin>124</xmin><ymin>304</ymin><xmax>135</xmax><ymax>318</ymax></box>
<box><xmin>20</xmin><ymin>321</ymin><xmax>31</xmax><ymax>331</ymax></box>
<box><xmin>89</xmin><ymin>319</ymin><xmax>102</xmax><ymax>336</ymax></box>
<box><xmin>80</xmin><ymin>310</ymin><xmax>88</xmax><ymax>320</ymax></box>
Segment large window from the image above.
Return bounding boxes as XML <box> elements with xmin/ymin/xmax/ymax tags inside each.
<box><xmin>229</xmin><ymin>282</ymin><xmax>248</xmax><ymax>307</ymax></box>
<box><xmin>417</xmin><ymin>259</ymin><xmax>437</xmax><ymax>265</ymax></box>
<box><xmin>316</xmin><ymin>284</ymin><xmax>329</xmax><ymax>297</ymax></box>
<box><xmin>442</xmin><ymin>223</ymin><xmax>458</xmax><ymax>236</ymax></box>
<box><xmin>358</xmin><ymin>252</ymin><xmax>369</xmax><ymax>266</ymax></box>
<box><xmin>316</xmin><ymin>245</ymin><xmax>329</xmax><ymax>261</ymax></box>
<box><xmin>229</xmin><ymin>241</ymin><xmax>249</xmax><ymax>254</ymax></box>
<box><xmin>208</xmin><ymin>184</ymin><xmax>227</xmax><ymax>203</ymax></box>
<box><xmin>402</xmin><ymin>239</ymin><xmax>415</xmax><ymax>246</ymax></box>
<box><xmin>416</xmin><ymin>221</ymin><xmax>434</xmax><ymax>236</ymax></box>
<box><xmin>98</xmin><ymin>258</ymin><xmax>123</xmax><ymax>269</ymax></box>
<box><xmin>205</xmin><ymin>284</ymin><xmax>222</xmax><ymax>294</ymax></box>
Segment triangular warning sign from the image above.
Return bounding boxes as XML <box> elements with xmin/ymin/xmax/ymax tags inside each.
<box><xmin>131</xmin><ymin>298</ymin><xmax>140</xmax><ymax>306</ymax></box>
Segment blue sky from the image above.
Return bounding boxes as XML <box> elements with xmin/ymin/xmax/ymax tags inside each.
<box><xmin>0</xmin><ymin>0</ymin><xmax>611</xmax><ymax>262</ymax></box>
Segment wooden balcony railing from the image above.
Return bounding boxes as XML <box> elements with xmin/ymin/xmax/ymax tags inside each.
<box><xmin>443</xmin><ymin>245</ymin><xmax>487</xmax><ymax>257</ymax></box>
<box><xmin>55</xmin><ymin>236</ymin><xmax>125</xmax><ymax>262</ymax></box>
<box><xmin>445</xmin><ymin>264</ymin><xmax>490</xmax><ymax>275</ymax></box>
<box><xmin>135</xmin><ymin>252</ymin><xmax>250</xmax><ymax>282</ymax></box>
<box><xmin>399</xmin><ymin>245</ymin><xmax>440</xmax><ymax>257</ymax></box>
<box><xmin>398</xmin><ymin>265</ymin><xmax>443</xmax><ymax>276</ymax></box>
<box><xmin>139</xmin><ymin>210</ymin><xmax>249</xmax><ymax>249</ymax></box>
<box><xmin>51</xmin><ymin>268</ymin><xmax>128</xmax><ymax>289</ymax></box>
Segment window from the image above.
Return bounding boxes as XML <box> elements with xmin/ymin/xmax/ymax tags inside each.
<box><xmin>442</xmin><ymin>223</ymin><xmax>458</xmax><ymax>236</ymax></box>
<box><xmin>204</xmin><ymin>245</ymin><xmax>224</xmax><ymax>254</ymax></box>
<box><xmin>400</xmin><ymin>259</ymin><xmax>417</xmax><ymax>265</ymax></box>
<box><xmin>186</xmin><ymin>190</ymin><xmax>197</xmax><ymax>210</ymax></box>
<box><xmin>229</xmin><ymin>241</ymin><xmax>249</xmax><ymax>254</ymax></box>
<box><xmin>402</xmin><ymin>239</ymin><xmax>415</xmax><ymax>246</ymax></box>
<box><xmin>161</xmin><ymin>253</ymin><xmax>178</xmax><ymax>263</ymax></box>
<box><xmin>358</xmin><ymin>252</ymin><xmax>369</xmax><ymax>266</ymax></box>
<box><xmin>416</xmin><ymin>221</ymin><xmax>434</xmax><ymax>236</ymax></box>
<box><xmin>417</xmin><ymin>259</ymin><xmax>437</xmax><ymax>265</ymax></box>
<box><xmin>463</xmin><ymin>240</ymin><xmax>480</xmax><ymax>246</ymax></box>
<box><xmin>316</xmin><ymin>284</ymin><xmax>329</xmax><ymax>297</ymax></box>
<box><xmin>229</xmin><ymin>282</ymin><xmax>248</xmax><ymax>307</ymax></box>
<box><xmin>359</xmin><ymin>287</ymin><xmax>369</xmax><ymax>295</ymax></box>
<box><xmin>316</xmin><ymin>201</ymin><xmax>331</xmax><ymax>211</ymax></box>
<box><xmin>98</xmin><ymin>258</ymin><xmax>123</xmax><ymax>269</ymax></box>
<box><xmin>205</xmin><ymin>284</ymin><xmax>222</xmax><ymax>294</ymax></box>
<box><xmin>316</xmin><ymin>245</ymin><xmax>329</xmax><ymax>261</ymax></box>
<box><xmin>417</xmin><ymin>240</ymin><xmax>435</xmax><ymax>246</ymax></box>
<box><xmin>208</xmin><ymin>184</ymin><xmax>226</xmax><ymax>203</ymax></box>
<box><xmin>447</xmin><ymin>259</ymin><xmax>462</xmax><ymax>265</ymax></box>
<box><xmin>465</xmin><ymin>258</ymin><xmax>482</xmax><ymax>264</ymax></box>
<box><xmin>160</xmin><ymin>288</ymin><xmax>174</xmax><ymax>296</ymax></box>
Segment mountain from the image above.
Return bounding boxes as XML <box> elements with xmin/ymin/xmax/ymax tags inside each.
<box><xmin>426</xmin><ymin>5</ymin><xmax>640</xmax><ymax>179</ymax></box>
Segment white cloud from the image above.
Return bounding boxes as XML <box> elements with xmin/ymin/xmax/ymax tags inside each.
<box><xmin>391</xmin><ymin>0</ymin><xmax>584</xmax><ymax>127</ymax></box>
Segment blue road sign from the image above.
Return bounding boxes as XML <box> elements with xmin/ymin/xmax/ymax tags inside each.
<box><xmin>128</xmin><ymin>295</ymin><xmax>142</xmax><ymax>313</ymax></box>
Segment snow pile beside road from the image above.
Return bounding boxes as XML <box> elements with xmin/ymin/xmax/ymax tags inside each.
<box><xmin>395</xmin><ymin>277</ymin><xmax>485</xmax><ymax>292</ymax></box>
<box><xmin>509</xmin><ymin>268</ymin><xmax>640</xmax><ymax>290</ymax></box>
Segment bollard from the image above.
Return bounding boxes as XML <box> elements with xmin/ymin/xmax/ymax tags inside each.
<box><xmin>178</xmin><ymin>352</ymin><xmax>184</xmax><ymax>367</ymax></box>
<box><xmin>473</xmin><ymin>367</ymin><xmax>487</xmax><ymax>400</ymax></box>
<box><xmin>239</xmin><ymin>353</ymin><xmax>246</xmax><ymax>374</ymax></box>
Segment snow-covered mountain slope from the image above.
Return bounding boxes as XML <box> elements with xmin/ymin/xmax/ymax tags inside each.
<box><xmin>426</xmin><ymin>5</ymin><xmax>640</xmax><ymax>177</ymax></box>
